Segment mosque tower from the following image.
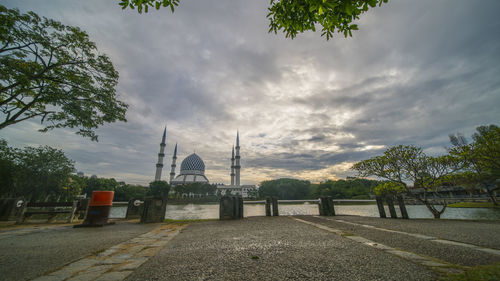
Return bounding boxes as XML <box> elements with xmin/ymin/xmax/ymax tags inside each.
<box><xmin>230</xmin><ymin>146</ymin><xmax>235</xmax><ymax>185</ymax></box>
<box><xmin>235</xmin><ymin>131</ymin><xmax>241</xmax><ymax>186</ymax></box>
<box><xmin>169</xmin><ymin>143</ymin><xmax>177</xmax><ymax>184</ymax></box>
<box><xmin>154</xmin><ymin>127</ymin><xmax>166</xmax><ymax>181</ymax></box>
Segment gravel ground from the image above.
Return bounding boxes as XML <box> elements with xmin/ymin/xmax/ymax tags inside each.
<box><xmin>331</xmin><ymin>215</ymin><xmax>500</xmax><ymax>248</ymax></box>
<box><xmin>126</xmin><ymin>216</ymin><xmax>436</xmax><ymax>281</ymax></box>
<box><xmin>300</xmin><ymin>216</ymin><xmax>500</xmax><ymax>266</ymax></box>
<box><xmin>0</xmin><ymin>221</ymin><xmax>157</xmax><ymax>281</ymax></box>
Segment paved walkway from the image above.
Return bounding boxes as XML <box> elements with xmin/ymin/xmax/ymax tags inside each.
<box><xmin>1</xmin><ymin>216</ymin><xmax>499</xmax><ymax>281</ymax></box>
<box><xmin>0</xmin><ymin>221</ymin><xmax>157</xmax><ymax>281</ymax></box>
<box><xmin>126</xmin><ymin>217</ymin><xmax>437</xmax><ymax>280</ymax></box>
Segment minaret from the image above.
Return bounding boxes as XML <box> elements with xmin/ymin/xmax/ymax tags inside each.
<box><xmin>169</xmin><ymin>143</ymin><xmax>177</xmax><ymax>184</ymax></box>
<box><xmin>235</xmin><ymin>131</ymin><xmax>241</xmax><ymax>186</ymax></box>
<box><xmin>230</xmin><ymin>146</ymin><xmax>235</xmax><ymax>185</ymax></box>
<box><xmin>154</xmin><ymin>127</ymin><xmax>166</xmax><ymax>181</ymax></box>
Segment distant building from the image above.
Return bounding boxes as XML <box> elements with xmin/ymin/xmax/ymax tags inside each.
<box><xmin>153</xmin><ymin>129</ymin><xmax>257</xmax><ymax>198</ymax></box>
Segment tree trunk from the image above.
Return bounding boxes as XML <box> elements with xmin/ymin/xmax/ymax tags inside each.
<box><xmin>423</xmin><ymin>201</ymin><xmax>447</xmax><ymax>219</ymax></box>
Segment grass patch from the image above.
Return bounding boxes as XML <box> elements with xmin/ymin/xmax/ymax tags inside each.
<box><xmin>341</xmin><ymin>232</ymin><xmax>355</xmax><ymax>237</ymax></box>
<box><xmin>439</xmin><ymin>263</ymin><xmax>500</xmax><ymax>281</ymax></box>
<box><xmin>447</xmin><ymin>202</ymin><xmax>500</xmax><ymax>208</ymax></box>
<box><xmin>251</xmin><ymin>255</ymin><xmax>260</xmax><ymax>260</ymax></box>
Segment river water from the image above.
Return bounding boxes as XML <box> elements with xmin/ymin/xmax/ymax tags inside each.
<box><xmin>110</xmin><ymin>203</ymin><xmax>500</xmax><ymax>220</ymax></box>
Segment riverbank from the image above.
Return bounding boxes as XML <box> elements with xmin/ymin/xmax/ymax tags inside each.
<box><xmin>448</xmin><ymin>202</ymin><xmax>500</xmax><ymax>208</ymax></box>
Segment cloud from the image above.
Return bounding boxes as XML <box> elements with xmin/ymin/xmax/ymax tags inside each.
<box><xmin>2</xmin><ymin>0</ymin><xmax>500</xmax><ymax>185</ymax></box>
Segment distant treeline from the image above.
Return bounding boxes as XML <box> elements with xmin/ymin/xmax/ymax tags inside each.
<box><xmin>258</xmin><ymin>177</ymin><xmax>382</xmax><ymax>200</ymax></box>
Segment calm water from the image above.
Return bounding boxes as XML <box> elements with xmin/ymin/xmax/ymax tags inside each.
<box><xmin>110</xmin><ymin>203</ymin><xmax>500</xmax><ymax>220</ymax></box>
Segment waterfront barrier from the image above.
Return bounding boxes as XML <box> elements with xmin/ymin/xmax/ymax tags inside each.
<box><xmin>219</xmin><ymin>195</ymin><xmax>243</xmax><ymax>220</ymax></box>
<box><xmin>375</xmin><ymin>195</ymin><xmax>409</xmax><ymax>219</ymax></box>
<box><xmin>0</xmin><ymin>198</ymin><xmax>24</xmax><ymax>221</ymax></box>
<box><xmin>125</xmin><ymin>198</ymin><xmax>144</xmax><ymax>219</ymax></box>
<box><xmin>16</xmin><ymin>201</ymin><xmax>78</xmax><ymax>224</ymax></box>
<box><xmin>318</xmin><ymin>196</ymin><xmax>335</xmax><ymax>216</ymax></box>
<box><xmin>140</xmin><ymin>197</ymin><xmax>167</xmax><ymax>223</ymax></box>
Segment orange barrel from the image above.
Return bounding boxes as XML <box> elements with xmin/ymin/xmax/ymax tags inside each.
<box><xmin>90</xmin><ymin>191</ymin><xmax>114</xmax><ymax>206</ymax></box>
<box><xmin>75</xmin><ymin>191</ymin><xmax>114</xmax><ymax>227</ymax></box>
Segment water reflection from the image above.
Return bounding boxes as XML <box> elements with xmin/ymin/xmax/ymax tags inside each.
<box><xmin>110</xmin><ymin>203</ymin><xmax>500</xmax><ymax>220</ymax></box>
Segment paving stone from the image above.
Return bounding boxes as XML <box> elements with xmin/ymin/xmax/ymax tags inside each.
<box><xmin>345</xmin><ymin>235</ymin><xmax>376</xmax><ymax>244</ymax></box>
<box><xmin>117</xmin><ymin>257</ymin><xmax>149</xmax><ymax>270</ymax></box>
<box><xmin>96</xmin><ymin>271</ymin><xmax>133</xmax><ymax>281</ymax></box>
<box><xmin>477</xmin><ymin>248</ymin><xmax>500</xmax><ymax>256</ymax></box>
<box><xmin>97</xmin><ymin>248</ymin><xmax>120</xmax><ymax>257</ymax></box>
<box><xmin>48</xmin><ymin>258</ymin><xmax>98</xmax><ymax>277</ymax></box>
<box><xmin>420</xmin><ymin>260</ymin><xmax>448</xmax><ymax>267</ymax></box>
<box><xmin>387</xmin><ymin>250</ymin><xmax>428</xmax><ymax>261</ymax></box>
<box><xmin>32</xmin><ymin>275</ymin><xmax>68</xmax><ymax>281</ymax></box>
<box><xmin>99</xmin><ymin>257</ymin><xmax>129</xmax><ymax>265</ymax></box>
<box><xmin>135</xmin><ymin>247</ymin><xmax>160</xmax><ymax>257</ymax></box>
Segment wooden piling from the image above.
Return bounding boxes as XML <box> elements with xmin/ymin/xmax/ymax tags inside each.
<box><xmin>272</xmin><ymin>197</ymin><xmax>279</xmax><ymax>216</ymax></box>
<box><xmin>265</xmin><ymin>197</ymin><xmax>272</xmax><ymax>216</ymax></box>
<box><xmin>397</xmin><ymin>195</ymin><xmax>409</xmax><ymax>219</ymax></box>
<box><xmin>386</xmin><ymin>196</ymin><xmax>398</xmax><ymax>219</ymax></box>
<box><xmin>375</xmin><ymin>196</ymin><xmax>386</xmax><ymax>218</ymax></box>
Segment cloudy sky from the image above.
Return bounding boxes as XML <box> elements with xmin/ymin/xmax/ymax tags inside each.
<box><xmin>2</xmin><ymin>0</ymin><xmax>499</xmax><ymax>185</ymax></box>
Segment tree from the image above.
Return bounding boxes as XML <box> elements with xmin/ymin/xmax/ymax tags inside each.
<box><xmin>311</xmin><ymin>178</ymin><xmax>382</xmax><ymax>199</ymax></box>
<box><xmin>114</xmin><ymin>183</ymin><xmax>148</xmax><ymax>201</ymax></box>
<box><xmin>148</xmin><ymin>180</ymin><xmax>170</xmax><ymax>198</ymax></box>
<box><xmin>352</xmin><ymin>145</ymin><xmax>465</xmax><ymax>218</ymax></box>
<box><xmin>0</xmin><ymin>139</ymin><xmax>77</xmax><ymax>200</ymax></box>
<box><xmin>449</xmin><ymin>125</ymin><xmax>500</xmax><ymax>205</ymax></box>
<box><xmin>118</xmin><ymin>0</ymin><xmax>388</xmax><ymax>40</ymax></box>
<box><xmin>373</xmin><ymin>182</ymin><xmax>404</xmax><ymax>196</ymax></box>
<box><xmin>0</xmin><ymin>5</ymin><xmax>127</xmax><ymax>141</ymax></box>
<box><xmin>258</xmin><ymin>178</ymin><xmax>311</xmax><ymax>199</ymax></box>
<box><xmin>0</xmin><ymin>139</ymin><xmax>16</xmax><ymax>197</ymax></box>
<box><xmin>81</xmin><ymin>176</ymin><xmax>118</xmax><ymax>197</ymax></box>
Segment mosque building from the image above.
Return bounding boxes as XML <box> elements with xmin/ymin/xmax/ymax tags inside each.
<box><xmin>154</xmin><ymin>128</ymin><xmax>257</xmax><ymax>198</ymax></box>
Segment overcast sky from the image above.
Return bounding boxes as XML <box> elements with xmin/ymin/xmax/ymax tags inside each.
<box><xmin>2</xmin><ymin>0</ymin><xmax>499</xmax><ymax>185</ymax></box>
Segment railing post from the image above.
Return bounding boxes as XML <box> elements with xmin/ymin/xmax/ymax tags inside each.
<box><xmin>385</xmin><ymin>196</ymin><xmax>398</xmax><ymax>219</ymax></box>
<box><xmin>319</xmin><ymin>197</ymin><xmax>335</xmax><ymax>216</ymax></box>
<box><xmin>219</xmin><ymin>195</ymin><xmax>233</xmax><ymax>220</ymax></box>
<box><xmin>265</xmin><ymin>197</ymin><xmax>272</xmax><ymax>216</ymax></box>
<box><xmin>272</xmin><ymin>197</ymin><xmax>279</xmax><ymax>216</ymax></box>
<box><xmin>318</xmin><ymin>197</ymin><xmax>325</xmax><ymax>216</ymax></box>
<box><xmin>397</xmin><ymin>195</ymin><xmax>409</xmax><ymax>219</ymax></box>
<box><xmin>140</xmin><ymin>197</ymin><xmax>167</xmax><ymax>223</ymax></box>
<box><xmin>125</xmin><ymin>198</ymin><xmax>143</xmax><ymax>219</ymax></box>
<box><xmin>375</xmin><ymin>196</ymin><xmax>386</xmax><ymax>218</ymax></box>
<box><xmin>327</xmin><ymin>196</ymin><xmax>335</xmax><ymax>216</ymax></box>
<box><xmin>232</xmin><ymin>196</ymin><xmax>243</xmax><ymax>219</ymax></box>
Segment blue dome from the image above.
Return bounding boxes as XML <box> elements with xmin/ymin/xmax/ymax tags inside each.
<box><xmin>180</xmin><ymin>153</ymin><xmax>205</xmax><ymax>175</ymax></box>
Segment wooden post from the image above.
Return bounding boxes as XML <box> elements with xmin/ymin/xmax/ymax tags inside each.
<box><xmin>397</xmin><ymin>195</ymin><xmax>409</xmax><ymax>219</ymax></box>
<box><xmin>265</xmin><ymin>197</ymin><xmax>272</xmax><ymax>216</ymax></box>
<box><xmin>220</xmin><ymin>196</ymin><xmax>233</xmax><ymax>220</ymax></box>
<box><xmin>15</xmin><ymin>201</ymin><xmax>27</xmax><ymax>224</ymax></box>
<box><xmin>67</xmin><ymin>201</ymin><xmax>78</xmax><ymax>223</ymax></box>
<box><xmin>386</xmin><ymin>196</ymin><xmax>398</xmax><ymax>218</ymax></box>
<box><xmin>238</xmin><ymin>196</ymin><xmax>244</xmax><ymax>218</ymax></box>
<box><xmin>272</xmin><ymin>197</ymin><xmax>279</xmax><ymax>216</ymax></box>
<box><xmin>375</xmin><ymin>196</ymin><xmax>386</xmax><ymax>218</ymax></box>
<box><xmin>327</xmin><ymin>196</ymin><xmax>335</xmax><ymax>216</ymax></box>
<box><xmin>318</xmin><ymin>197</ymin><xmax>324</xmax><ymax>216</ymax></box>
